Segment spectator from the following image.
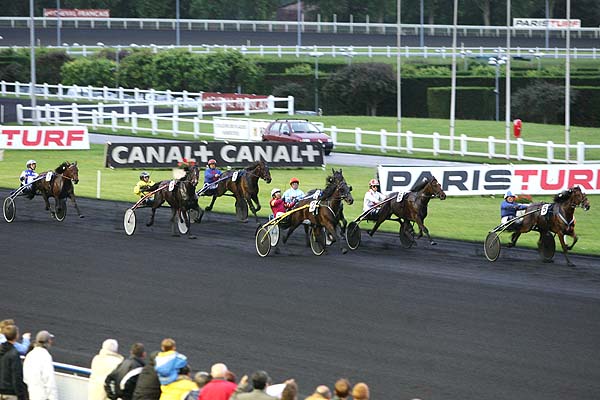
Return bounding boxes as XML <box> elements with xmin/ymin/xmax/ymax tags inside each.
<box><xmin>225</xmin><ymin>370</ymin><xmax>237</xmax><ymax>383</ymax></box>
<box><xmin>89</xmin><ymin>339</ymin><xmax>124</xmax><ymax>400</ymax></box>
<box><xmin>154</xmin><ymin>338</ymin><xmax>187</xmax><ymax>386</ymax></box>
<box><xmin>332</xmin><ymin>379</ymin><xmax>351</xmax><ymax>400</ymax></box>
<box><xmin>105</xmin><ymin>343</ymin><xmax>146</xmax><ymax>400</ymax></box>
<box><xmin>183</xmin><ymin>371</ymin><xmax>210</xmax><ymax>400</ymax></box>
<box><xmin>0</xmin><ymin>319</ymin><xmax>31</xmax><ymax>355</ymax></box>
<box><xmin>0</xmin><ymin>324</ymin><xmax>27</xmax><ymax>400</ymax></box>
<box><xmin>22</xmin><ymin>330</ymin><xmax>58</xmax><ymax>400</ymax></box>
<box><xmin>305</xmin><ymin>385</ymin><xmax>331</xmax><ymax>400</ymax></box>
<box><xmin>132</xmin><ymin>351</ymin><xmax>161</xmax><ymax>400</ymax></box>
<box><xmin>280</xmin><ymin>380</ymin><xmax>298</xmax><ymax>400</ymax></box>
<box><xmin>351</xmin><ymin>383</ymin><xmax>369</xmax><ymax>400</ymax></box>
<box><xmin>198</xmin><ymin>363</ymin><xmax>237</xmax><ymax>400</ymax></box>
<box><xmin>159</xmin><ymin>365</ymin><xmax>197</xmax><ymax>400</ymax></box>
<box><xmin>231</xmin><ymin>370</ymin><xmax>278</xmax><ymax>400</ymax></box>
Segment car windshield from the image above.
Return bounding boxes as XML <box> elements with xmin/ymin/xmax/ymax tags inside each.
<box><xmin>290</xmin><ymin>122</ymin><xmax>321</xmax><ymax>134</ymax></box>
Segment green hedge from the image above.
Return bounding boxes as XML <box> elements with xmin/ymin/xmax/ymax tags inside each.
<box><xmin>427</xmin><ymin>87</ymin><xmax>496</xmax><ymax>120</ymax></box>
<box><xmin>572</xmin><ymin>86</ymin><xmax>600</xmax><ymax>127</ymax></box>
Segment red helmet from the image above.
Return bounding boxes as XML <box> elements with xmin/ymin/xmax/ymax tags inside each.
<box><xmin>207</xmin><ymin>159</ymin><xmax>217</xmax><ymax>166</ymax></box>
<box><xmin>289</xmin><ymin>177</ymin><xmax>299</xmax><ymax>185</ymax></box>
<box><xmin>369</xmin><ymin>178</ymin><xmax>380</xmax><ymax>187</ymax></box>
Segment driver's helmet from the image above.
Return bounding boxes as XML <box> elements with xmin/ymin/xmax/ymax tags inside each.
<box><xmin>207</xmin><ymin>159</ymin><xmax>217</xmax><ymax>166</ymax></box>
<box><xmin>271</xmin><ymin>188</ymin><xmax>281</xmax><ymax>197</ymax></box>
<box><xmin>140</xmin><ymin>171</ymin><xmax>150</xmax><ymax>180</ymax></box>
<box><xmin>26</xmin><ymin>159</ymin><xmax>37</xmax><ymax>169</ymax></box>
<box><xmin>369</xmin><ymin>178</ymin><xmax>380</xmax><ymax>187</ymax></box>
<box><xmin>289</xmin><ymin>177</ymin><xmax>299</xmax><ymax>185</ymax></box>
<box><xmin>504</xmin><ymin>191</ymin><xmax>514</xmax><ymax>199</ymax></box>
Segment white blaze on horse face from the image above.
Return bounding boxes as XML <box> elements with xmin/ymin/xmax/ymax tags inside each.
<box><xmin>172</xmin><ymin>168</ymin><xmax>186</xmax><ymax>180</ymax></box>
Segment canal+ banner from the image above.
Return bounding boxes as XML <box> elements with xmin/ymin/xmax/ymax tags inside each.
<box><xmin>105</xmin><ymin>141</ymin><xmax>324</xmax><ymax>168</ymax></box>
<box><xmin>378</xmin><ymin>164</ymin><xmax>600</xmax><ymax>196</ymax></box>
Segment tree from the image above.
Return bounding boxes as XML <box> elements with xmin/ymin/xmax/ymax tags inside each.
<box><xmin>150</xmin><ymin>49</ymin><xmax>206</xmax><ymax>91</ymax></box>
<box><xmin>117</xmin><ymin>49</ymin><xmax>156</xmax><ymax>89</ymax></box>
<box><xmin>511</xmin><ymin>81</ymin><xmax>576</xmax><ymax>124</ymax></box>
<box><xmin>323</xmin><ymin>63</ymin><xmax>396</xmax><ymax>116</ymax></box>
<box><xmin>61</xmin><ymin>57</ymin><xmax>117</xmax><ymax>87</ymax></box>
<box><xmin>201</xmin><ymin>50</ymin><xmax>263</xmax><ymax>93</ymax></box>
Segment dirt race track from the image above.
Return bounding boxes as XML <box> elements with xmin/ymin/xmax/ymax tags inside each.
<box><xmin>1</xmin><ymin>190</ymin><xmax>599</xmax><ymax>400</ymax></box>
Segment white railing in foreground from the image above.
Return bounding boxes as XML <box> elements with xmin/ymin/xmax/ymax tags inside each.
<box><xmin>1</xmin><ymin>17</ymin><xmax>599</xmax><ymax>39</ymax></box>
<box><xmin>16</xmin><ymin>103</ymin><xmax>598</xmax><ymax>164</ymax></box>
<box><xmin>2</xmin><ymin>81</ymin><xmax>294</xmax><ymax>116</ymax></box>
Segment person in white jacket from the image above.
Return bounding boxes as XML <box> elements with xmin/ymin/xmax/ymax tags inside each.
<box><xmin>88</xmin><ymin>339</ymin><xmax>124</xmax><ymax>400</ymax></box>
<box><xmin>23</xmin><ymin>330</ymin><xmax>58</xmax><ymax>400</ymax></box>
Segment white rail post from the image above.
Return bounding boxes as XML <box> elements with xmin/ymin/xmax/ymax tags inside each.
<box><xmin>132</xmin><ymin>112</ymin><xmax>138</xmax><ymax>134</ymax></box>
<box><xmin>460</xmin><ymin>134</ymin><xmax>467</xmax><ymax>156</ymax></box>
<box><xmin>124</xmin><ymin>103</ymin><xmax>130</xmax><ymax>123</ymax></box>
<box><xmin>98</xmin><ymin>103</ymin><xmax>104</xmax><ymax>124</ymax></box>
<box><xmin>16</xmin><ymin>104</ymin><xmax>23</xmax><ymax>123</ymax></box>
<box><xmin>244</xmin><ymin>98</ymin><xmax>250</xmax><ymax>116</ymax></box>
<box><xmin>287</xmin><ymin>95</ymin><xmax>294</xmax><ymax>115</ymax></box>
<box><xmin>96</xmin><ymin>170</ymin><xmax>101</xmax><ymax>199</ymax></box>
<box><xmin>488</xmin><ymin>136</ymin><xmax>495</xmax><ymax>159</ymax></box>
<box><xmin>220</xmin><ymin>101</ymin><xmax>227</xmax><ymax>117</ymax></box>
<box><xmin>330</xmin><ymin>126</ymin><xmax>337</xmax><ymax>144</ymax></box>
<box><xmin>193</xmin><ymin>117</ymin><xmax>200</xmax><ymax>138</ymax></box>
<box><xmin>57</xmin><ymin>83</ymin><xmax>63</xmax><ymax>99</ymax></box>
<box><xmin>267</xmin><ymin>95</ymin><xmax>275</xmax><ymax>115</ymax></box>
<box><xmin>172</xmin><ymin>115</ymin><xmax>179</xmax><ymax>137</ymax></box>
<box><xmin>54</xmin><ymin>108</ymin><xmax>60</xmax><ymax>125</ymax></box>
<box><xmin>92</xmin><ymin>109</ymin><xmax>97</xmax><ymax>129</ymax></box>
<box><xmin>547</xmin><ymin>141</ymin><xmax>554</xmax><ymax>163</ymax></box>
<box><xmin>71</xmin><ymin>103</ymin><xmax>79</xmax><ymax>124</ymax></box>
<box><xmin>406</xmin><ymin>130</ymin><xmax>414</xmax><ymax>154</ymax></box>
<box><xmin>355</xmin><ymin>127</ymin><xmax>362</xmax><ymax>151</ymax></box>
<box><xmin>111</xmin><ymin>110</ymin><xmax>118</xmax><ymax>132</ymax></box>
<box><xmin>432</xmin><ymin>132</ymin><xmax>439</xmax><ymax>156</ymax></box>
<box><xmin>197</xmin><ymin>101</ymin><xmax>203</xmax><ymax>119</ymax></box>
<box><xmin>380</xmin><ymin>129</ymin><xmax>387</xmax><ymax>153</ymax></box>
<box><xmin>576</xmin><ymin>142</ymin><xmax>585</xmax><ymax>163</ymax></box>
<box><xmin>517</xmin><ymin>138</ymin><xmax>524</xmax><ymax>160</ymax></box>
<box><xmin>0</xmin><ymin>80</ymin><xmax>6</xmax><ymax>95</ymax></box>
<box><xmin>151</xmin><ymin>115</ymin><xmax>158</xmax><ymax>135</ymax></box>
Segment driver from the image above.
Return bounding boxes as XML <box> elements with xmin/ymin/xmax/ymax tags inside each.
<box><xmin>363</xmin><ymin>178</ymin><xmax>386</xmax><ymax>220</ymax></box>
<box><xmin>19</xmin><ymin>159</ymin><xmax>38</xmax><ymax>199</ymax></box>
<box><xmin>134</xmin><ymin>171</ymin><xmax>155</xmax><ymax>206</ymax></box>
<box><xmin>270</xmin><ymin>188</ymin><xmax>286</xmax><ymax>218</ymax></box>
<box><xmin>203</xmin><ymin>159</ymin><xmax>222</xmax><ymax>196</ymax></box>
<box><xmin>500</xmin><ymin>191</ymin><xmax>527</xmax><ymax>224</ymax></box>
<box><xmin>282</xmin><ymin>177</ymin><xmax>305</xmax><ymax>209</ymax></box>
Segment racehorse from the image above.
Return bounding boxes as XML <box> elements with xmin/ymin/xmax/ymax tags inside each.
<box><xmin>282</xmin><ymin>169</ymin><xmax>353</xmax><ymax>253</ymax></box>
<box><xmin>146</xmin><ymin>163</ymin><xmax>201</xmax><ymax>238</ymax></box>
<box><xmin>306</xmin><ymin>168</ymin><xmax>353</xmax><ymax>237</ymax></box>
<box><xmin>368</xmin><ymin>176</ymin><xmax>447</xmax><ymax>245</ymax></box>
<box><xmin>509</xmin><ymin>186</ymin><xmax>590</xmax><ymax>266</ymax></box>
<box><xmin>34</xmin><ymin>161</ymin><xmax>84</xmax><ymax>218</ymax></box>
<box><xmin>203</xmin><ymin>160</ymin><xmax>272</xmax><ymax>222</ymax></box>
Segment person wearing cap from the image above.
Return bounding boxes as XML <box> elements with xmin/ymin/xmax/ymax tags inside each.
<box><xmin>203</xmin><ymin>159</ymin><xmax>223</xmax><ymax>196</ymax></box>
<box><xmin>22</xmin><ymin>330</ymin><xmax>58</xmax><ymax>400</ymax></box>
<box><xmin>134</xmin><ymin>171</ymin><xmax>156</xmax><ymax>206</ymax></box>
<box><xmin>282</xmin><ymin>177</ymin><xmax>305</xmax><ymax>209</ymax></box>
<box><xmin>270</xmin><ymin>188</ymin><xmax>286</xmax><ymax>218</ymax></box>
<box><xmin>0</xmin><ymin>324</ymin><xmax>27</xmax><ymax>400</ymax></box>
<box><xmin>363</xmin><ymin>178</ymin><xmax>386</xmax><ymax>220</ymax></box>
<box><xmin>19</xmin><ymin>159</ymin><xmax>38</xmax><ymax>199</ymax></box>
<box><xmin>89</xmin><ymin>339</ymin><xmax>124</xmax><ymax>400</ymax></box>
<box><xmin>500</xmin><ymin>191</ymin><xmax>528</xmax><ymax>224</ymax></box>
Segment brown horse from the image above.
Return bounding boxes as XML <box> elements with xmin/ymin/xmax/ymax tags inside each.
<box><xmin>282</xmin><ymin>169</ymin><xmax>353</xmax><ymax>254</ymax></box>
<box><xmin>146</xmin><ymin>163</ymin><xmax>201</xmax><ymax>237</ymax></box>
<box><xmin>509</xmin><ymin>186</ymin><xmax>590</xmax><ymax>266</ymax></box>
<box><xmin>368</xmin><ymin>176</ymin><xmax>447</xmax><ymax>245</ymax></box>
<box><xmin>34</xmin><ymin>161</ymin><xmax>83</xmax><ymax>219</ymax></box>
<box><xmin>203</xmin><ymin>161</ymin><xmax>272</xmax><ymax>222</ymax></box>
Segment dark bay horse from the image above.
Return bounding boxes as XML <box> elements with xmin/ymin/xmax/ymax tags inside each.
<box><xmin>509</xmin><ymin>186</ymin><xmax>590</xmax><ymax>266</ymax></box>
<box><xmin>34</xmin><ymin>161</ymin><xmax>83</xmax><ymax>218</ymax></box>
<box><xmin>203</xmin><ymin>160</ymin><xmax>272</xmax><ymax>222</ymax></box>
<box><xmin>282</xmin><ymin>169</ymin><xmax>354</xmax><ymax>253</ymax></box>
<box><xmin>146</xmin><ymin>163</ymin><xmax>201</xmax><ymax>237</ymax></box>
<box><xmin>369</xmin><ymin>176</ymin><xmax>447</xmax><ymax>245</ymax></box>
<box><xmin>306</xmin><ymin>169</ymin><xmax>354</xmax><ymax>237</ymax></box>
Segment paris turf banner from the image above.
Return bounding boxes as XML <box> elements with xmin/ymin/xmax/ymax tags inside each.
<box><xmin>105</xmin><ymin>141</ymin><xmax>325</xmax><ymax>168</ymax></box>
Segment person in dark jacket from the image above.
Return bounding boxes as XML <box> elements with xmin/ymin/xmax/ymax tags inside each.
<box><xmin>132</xmin><ymin>351</ymin><xmax>161</xmax><ymax>400</ymax></box>
<box><xmin>105</xmin><ymin>343</ymin><xmax>146</xmax><ymax>400</ymax></box>
<box><xmin>0</xmin><ymin>325</ymin><xmax>27</xmax><ymax>400</ymax></box>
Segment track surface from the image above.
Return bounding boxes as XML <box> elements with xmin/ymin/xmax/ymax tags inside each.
<box><xmin>1</xmin><ymin>191</ymin><xmax>600</xmax><ymax>400</ymax></box>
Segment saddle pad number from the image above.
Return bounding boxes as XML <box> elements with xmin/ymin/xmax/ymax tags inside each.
<box><xmin>232</xmin><ymin>171</ymin><xmax>239</xmax><ymax>182</ymax></box>
<box><xmin>540</xmin><ymin>204</ymin><xmax>550</xmax><ymax>216</ymax></box>
<box><xmin>309</xmin><ymin>200</ymin><xmax>318</xmax><ymax>214</ymax></box>
<box><xmin>45</xmin><ymin>172</ymin><xmax>53</xmax><ymax>182</ymax></box>
<box><xmin>312</xmin><ymin>190</ymin><xmax>321</xmax><ymax>200</ymax></box>
<box><xmin>168</xmin><ymin>180</ymin><xmax>176</xmax><ymax>192</ymax></box>
<box><xmin>396</xmin><ymin>192</ymin><xmax>405</xmax><ymax>202</ymax></box>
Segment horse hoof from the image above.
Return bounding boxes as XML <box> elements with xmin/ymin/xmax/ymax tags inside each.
<box><xmin>240</xmin><ymin>219</ymin><xmax>248</xmax><ymax>223</ymax></box>
<box><xmin>342</xmin><ymin>248</ymin><xmax>348</xmax><ymax>254</ymax></box>
<box><xmin>367</xmin><ymin>231</ymin><xmax>374</xmax><ymax>237</ymax></box>
<box><xmin>430</xmin><ymin>241</ymin><xmax>437</xmax><ymax>245</ymax></box>
<box><xmin>274</xmin><ymin>247</ymin><xmax>281</xmax><ymax>254</ymax></box>
<box><xmin>188</xmin><ymin>235</ymin><xmax>197</xmax><ymax>240</ymax></box>
<box><xmin>506</xmin><ymin>243</ymin><xmax>515</xmax><ymax>248</ymax></box>
<box><xmin>172</xmin><ymin>234</ymin><xmax>180</xmax><ymax>237</ymax></box>
<box><xmin>205</xmin><ymin>206</ymin><xmax>212</xmax><ymax>211</ymax></box>
<box><xmin>79</xmin><ymin>215</ymin><xmax>85</xmax><ymax>218</ymax></box>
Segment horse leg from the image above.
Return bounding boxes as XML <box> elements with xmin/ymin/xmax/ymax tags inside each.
<box><xmin>246</xmin><ymin>197</ymin><xmax>259</xmax><ymax>222</ymax></box>
<box><xmin>69</xmin><ymin>191</ymin><xmax>84</xmax><ymax>218</ymax></box>
<box><xmin>508</xmin><ymin>231</ymin><xmax>521</xmax><ymax>248</ymax></box>
<box><xmin>235</xmin><ymin>197</ymin><xmax>249</xmax><ymax>223</ymax></box>
<box><xmin>566</xmin><ymin>232</ymin><xmax>578</xmax><ymax>251</ymax></box>
<box><xmin>368</xmin><ymin>212</ymin><xmax>386</xmax><ymax>237</ymax></box>
<box><xmin>557</xmin><ymin>233</ymin><xmax>575</xmax><ymax>267</ymax></box>
<box><xmin>170</xmin><ymin>208</ymin><xmax>180</xmax><ymax>237</ymax></box>
<box><xmin>205</xmin><ymin>195</ymin><xmax>217</xmax><ymax>211</ymax></box>
<box><xmin>42</xmin><ymin>193</ymin><xmax>51</xmax><ymax>211</ymax></box>
<box><xmin>282</xmin><ymin>222</ymin><xmax>301</xmax><ymax>244</ymax></box>
<box><xmin>324</xmin><ymin>220</ymin><xmax>347</xmax><ymax>254</ymax></box>
<box><xmin>415</xmin><ymin>219</ymin><xmax>435</xmax><ymax>245</ymax></box>
<box><xmin>251</xmin><ymin>194</ymin><xmax>261</xmax><ymax>213</ymax></box>
<box><xmin>146</xmin><ymin>205</ymin><xmax>158</xmax><ymax>227</ymax></box>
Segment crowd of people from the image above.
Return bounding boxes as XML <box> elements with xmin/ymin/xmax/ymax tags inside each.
<box><xmin>0</xmin><ymin>320</ymin><xmax>372</xmax><ymax>400</ymax></box>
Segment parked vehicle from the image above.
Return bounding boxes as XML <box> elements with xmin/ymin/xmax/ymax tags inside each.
<box><xmin>262</xmin><ymin>119</ymin><xmax>334</xmax><ymax>155</ymax></box>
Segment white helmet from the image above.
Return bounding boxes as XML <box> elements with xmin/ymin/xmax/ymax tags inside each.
<box><xmin>271</xmin><ymin>188</ymin><xmax>281</xmax><ymax>197</ymax></box>
<box><xmin>26</xmin><ymin>159</ymin><xmax>37</xmax><ymax>168</ymax></box>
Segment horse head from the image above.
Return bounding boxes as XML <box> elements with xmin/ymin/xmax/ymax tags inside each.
<box><xmin>327</xmin><ymin>169</ymin><xmax>354</xmax><ymax>205</ymax></box>
<box><xmin>63</xmin><ymin>161</ymin><xmax>79</xmax><ymax>184</ymax></box>
<box><xmin>570</xmin><ymin>186</ymin><xmax>590</xmax><ymax>211</ymax></box>
<box><xmin>254</xmin><ymin>160</ymin><xmax>272</xmax><ymax>183</ymax></box>
<box><xmin>186</xmin><ymin>164</ymin><xmax>200</xmax><ymax>187</ymax></box>
<box><xmin>415</xmin><ymin>176</ymin><xmax>446</xmax><ymax>200</ymax></box>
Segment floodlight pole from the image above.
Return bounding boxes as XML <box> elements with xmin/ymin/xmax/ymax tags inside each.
<box><xmin>449</xmin><ymin>0</ymin><xmax>458</xmax><ymax>153</ymax></box>
<box><xmin>505</xmin><ymin>0</ymin><xmax>512</xmax><ymax>159</ymax></box>
<box><xmin>565</xmin><ymin>0</ymin><xmax>571</xmax><ymax>162</ymax></box>
<box><xmin>30</xmin><ymin>0</ymin><xmax>38</xmax><ymax>125</ymax></box>
<box><xmin>396</xmin><ymin>0</ymin><xmax>402</xmax><ymax>148</ymax></box>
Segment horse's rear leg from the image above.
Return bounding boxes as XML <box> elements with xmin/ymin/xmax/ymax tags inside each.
<box><xmin>205</xmin><ymin>195</ymin><xmax>217</xmax><ymax>211</ymax></box>
<box><xmin>170</xmin><ymin>208</ymin><xmax>180</xmax><ymax>237</ymax></box>
<box><xmin>282</xmin><ymin>223</ymin><xmax>301</xmax><ymax>245</ymax></box>
<box><xmin>146</xmin><ymin>206</ymin><xmax>157</xmax><ymax>227</ymax></box>
<box><xmin>325</xmin><ymin>221</ymin><xmax>347</xmax><ymax>254</ymax></box>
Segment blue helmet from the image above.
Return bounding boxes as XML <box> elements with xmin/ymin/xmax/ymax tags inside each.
<box><xmin>504</xmin><ymin>191</ymin><xmax>514</xmax><ymax>199</ymax></box>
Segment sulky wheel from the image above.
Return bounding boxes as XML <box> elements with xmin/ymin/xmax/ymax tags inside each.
<box><xmin>345</xmin><ymin>221</ymin><xmax>361</xmax><ymax>250</ymax></box>
<box><xmin>124</xmin><ymin>209</ymin><xmax>137</xmax><ymax>236</ymax></box>
<box><xmin>3</xmin><ymin>197</ymin><xmax>16</xmax><ymax>223</ymax></box>
<box><xmin>255</xmin><ymin>226</ymin><xmax>272</xmax><ymax>257</ymax></box>
<box><xmin>309</xmin><ymin>226</ymin><xmax>327</xmax><ymax>256</ymax></box>
<box><xmin>484</xmin><ymin>231</ymin><xmax>501</xmax><ymax>262</ymax></box>
<box><xmin>539</xmin><ymin>232</ymin><xmax>556</xmax><ymax>262</ymax></box>
<box><xmin>54</xmin><ymin>199</ymin><xmax>67</xmax><ymax>222</ymax></box>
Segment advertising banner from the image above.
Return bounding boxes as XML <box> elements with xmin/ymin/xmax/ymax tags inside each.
<box><xmin>0</xmin><ymin>126</ymin><xmax>89</xmax><ymax>150</ymax></box>
<box><xmin>200</xmin><ymin>93</ymin><xmax>269</xmax><ymax>111</ymax></box>
<box><xmin>378</xmin><ymin>164</ymin><xmax>600</xmax><ymax>196</ymax></box>
<box><xmin>43</xmin><ymin>9</ymin><xmax>110</xmax><ymax>18</ymax></box>
<box><xmin>513</xmin><ymin>18</ymin><xmax>581</xmax><ymax>29</ymax></box>
<box><xmin>213</xmin><ymin>118</ymin><xmax>266</xmax><ymax>142</ymax></box>
<box><xmin>105</xmin><ymin>141</ymin><xmax>324</xmax><ymax>168</ymax></box>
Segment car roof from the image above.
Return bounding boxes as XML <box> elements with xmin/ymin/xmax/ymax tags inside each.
<box><xmin>274</xmin><ymin>119</ymin><xmax>310</xmax><ymax>123</ymax></box>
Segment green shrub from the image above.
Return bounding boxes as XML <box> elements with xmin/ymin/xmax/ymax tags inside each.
<box><xmin>284</xmin><ymin>64</ymin><xmax>313</xmax><ymax>75</ymax></box>
<box><xmin>428</xmin><ymin>87</ymin><xmax>495</xmax><ymax>120</ymax></box>
<box><xmin>61</xmin><ymin>58</ymin><xmax>117</xmax><ymax>87</ymax></box>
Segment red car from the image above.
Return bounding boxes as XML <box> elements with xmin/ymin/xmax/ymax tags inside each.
<box><xmin>262</xmin><ymin>119</ymin><xmax>334</xmax><ymax>155</ymax></box>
